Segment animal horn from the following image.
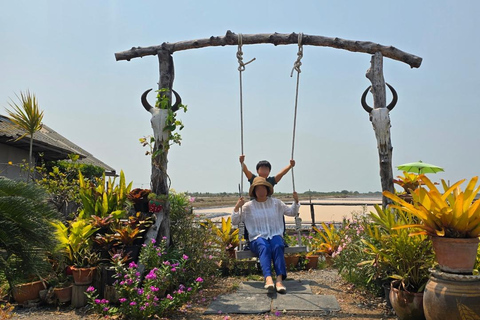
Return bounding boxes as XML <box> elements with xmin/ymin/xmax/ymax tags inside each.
<box><xmin>386</xmin><ymin>83</ymin><xmax>398</xmax><ymax>111</ymax></box>
<box><xmin>141</xmin><ymin>89</ymin><xmax>154</xmax><ymax>112</ymax></box>
<box><xmin>171</xmin><ymin>89</ymin><xmax>182</xmax><ymax>112</ymax></box>
<box><xmin>361</xmin><ymin>86</ymin><xmax>373</xmax><ymax>113</ymax></box>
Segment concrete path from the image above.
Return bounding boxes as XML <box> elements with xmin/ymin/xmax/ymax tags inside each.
<box><xmin>204</xmin><ymin>280</ymin><xmax>340</xmax><ymax>315</ymax></box>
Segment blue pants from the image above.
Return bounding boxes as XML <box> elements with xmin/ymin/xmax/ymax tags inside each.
<box><xmin>250</xmin><ymin>235</ymin><xmax>286</xmax><ymax>280</ymax></box>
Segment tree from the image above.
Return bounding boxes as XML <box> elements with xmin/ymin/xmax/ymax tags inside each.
<box><xmin>5</xmin><ymin>90</ymin><xmax>44</xmax><ymax>182</ymax></box>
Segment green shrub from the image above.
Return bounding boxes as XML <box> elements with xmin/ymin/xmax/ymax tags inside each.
<box><xmin>169</xmin><ymin>191</ymin><xmax>220</xmax><ymax>285</ymax></box>
<box><xmin>0</xmin><ymin>178</ymin><xmax>59</xmax><ymax>287</ymax></box>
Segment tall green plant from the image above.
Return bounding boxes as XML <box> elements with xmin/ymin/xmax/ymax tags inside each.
<box><xmin>5</xmin><ymin>91</ymin><xmax>44</xmax><ymax>182</ymax></box>
<box><xmin>78</xmin><ymin>170</ymin><xmax>132</xmax><ymax>219</ymax></box>
<box><xmin>0</xmin><ymin>178</ymin><xmax>58</xmax><ymax>286</ymax></box>
<box><xmin>360</xmin><ymin>205</ymin><xmax>434</xmax><ymax>292</ymax></box>
<box><xmin>51</xmin><ymin>218</ymin><xmax>98</xmax><ymax>266</ymax></box>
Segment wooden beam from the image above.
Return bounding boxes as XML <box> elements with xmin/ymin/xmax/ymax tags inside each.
<box><xmin>115</xmin><ymin>30</ymin><xmax>422</xmax><ymax>68</ymax></box>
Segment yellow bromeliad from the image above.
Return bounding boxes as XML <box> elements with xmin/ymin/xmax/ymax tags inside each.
<box><xmin>384</xmin><ymin>175</ymin><xmax>480</xmax><ymax>238</ymax></box>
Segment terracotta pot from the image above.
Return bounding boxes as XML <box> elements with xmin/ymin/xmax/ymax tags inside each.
<box><xmin>305</xmin><ymin>255</ymin><xmax>319</xmax><ymax>270</ymax></box>
<box><xmin>54</xmin><ymin>285</ymin><xmax>73</xmax><ymax>303</ymax></box>
<box><xmin>284</xmin><ymin>255</ymin><xmax>300</xmax><ymax>269</ymax></box>
<box><xmin>431</xmin><ymin>236</ymin><xmax>479</xmax><ymax>274</ymax></box>
<box><xmin>71</xmin><ymin>266</ymin><xmax>96</xmax><ymax>285</ymax></box>
<box><xmin>423</xmin><ymin>269</ymin><xmax>480</xmax><ymax>320</ymax></box>
<box><xmin>12</xmin><ymin>280</ymin><xmax>46</xmax><ymax>304</ymax></box>
<box><xmin>389</xmin><ymin>280</ymin><xmax>425</xmax><ymax>320</ymax></box>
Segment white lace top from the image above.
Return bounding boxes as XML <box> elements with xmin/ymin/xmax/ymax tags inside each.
<box><xmin>232</xmin><ymin>197</ymin><xmax>300</xmax><ymax>242</ymax></box>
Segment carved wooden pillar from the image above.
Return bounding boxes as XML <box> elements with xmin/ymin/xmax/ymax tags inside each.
<box><xmin>365</xmin><ymin>52</ymin><xmax>394</xmax><ymax>208</ymax></box>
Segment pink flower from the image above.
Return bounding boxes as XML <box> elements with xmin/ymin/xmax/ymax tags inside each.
<box><xmin>150</xmin><ymin>286</ymin><xmax>159</xmax><ymax>292</ymax></box>
<box><xmin>137</xmin><ymin>288</ymin><xmax>144</xmax><ymax>295</ymax></box>
<box><xmin>129</xmin><ymin>261</ymin><xmax>138</xmax><ymax>269</ymax></box>
<box><xmin>196</xmin><ymin>277</ymin><xmax>204</xmax><ymax>283</ymax></box>
<box><xmin>130</xmin><ymin>301</ymin><xmax>137</xmax><ymax>306</ymax></box>
<box><xmin>167</xmin><ymin>294</ymin><xmax>173</xmax><ymax>300</ymax></box>
<box><xmin>87</xmin><ymin>286</ymin><xmax>95</xmax><ymax>292</ymax></box>
<box><xmin>171</xmin><ymin>267</ymin><xmax>177</xmax><ymax>272</ymax></box>
<box><xmin>151</xmin><ymin>238</ymin><xmax>156</xmax><ymax>244</ymax></box>
<box><xmin>119</xmin><ymin>298</ymin><xmax>127</xmax><ymax>303</ymax></box>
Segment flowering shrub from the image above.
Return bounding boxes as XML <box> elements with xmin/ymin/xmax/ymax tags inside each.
<box><xmin>330</xmin><ymin>215</ymin><xmax>379</xmax><ymax>292</ymax></box>
<box><xmin>86</xmin><ymin>238</ymin><xmax>203</xmax><ymax>319</ymax></box>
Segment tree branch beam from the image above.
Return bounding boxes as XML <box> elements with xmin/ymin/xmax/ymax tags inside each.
<box><xmin>115</xmin><ymin>30</ymin><xmax>422</xmax><ymax>68</ymax></box>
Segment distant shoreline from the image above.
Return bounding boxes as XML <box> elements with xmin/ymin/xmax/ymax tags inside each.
<box><xmin>193</xmin><ymin>196</ymin><xmax>382</xmax><ymax>223</ymax></box>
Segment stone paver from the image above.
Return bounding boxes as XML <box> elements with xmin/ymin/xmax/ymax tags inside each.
<box><xmin>204</xmin><ymin>280</ymin><xmax>340</xmax><ymax>315</ymax></box>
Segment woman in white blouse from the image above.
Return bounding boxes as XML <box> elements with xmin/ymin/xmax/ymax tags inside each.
<box><xmin>232</xmin><ymin>176</ymin><xmax>300</xmax><ymax>294</ymax></box>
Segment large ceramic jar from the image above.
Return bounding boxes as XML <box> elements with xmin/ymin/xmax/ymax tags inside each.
<box><xmin>389</xmin><ymin>280</ymin><xmax>425</xmax><ymax>320</ymax></box>
<box><xmin>423</xmin><ymin>269</ymin><xmax>480</xmax><ymax>320</ymax></box>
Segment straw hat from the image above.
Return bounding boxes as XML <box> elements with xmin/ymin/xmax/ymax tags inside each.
<box><xmin>249</xmin><ymin>177</ymin><xmax>274</xmax><ymax>198</ymax></box>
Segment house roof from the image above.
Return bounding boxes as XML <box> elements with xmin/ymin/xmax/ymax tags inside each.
<box><xmin>0</xmin><ymin>115</ymin><xmax>115</xmax><ymax>175</ymax></box>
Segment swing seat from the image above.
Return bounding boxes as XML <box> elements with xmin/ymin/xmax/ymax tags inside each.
<box><xmin>235</xmin><ymin>220</ymin><xmax>307</xmax><ymax>260</ymax></box>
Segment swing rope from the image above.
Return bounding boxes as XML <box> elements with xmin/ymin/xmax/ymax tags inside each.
<box><xmin>290</xmin><ymin>33</ymin><xmax>304</xmax><ymax>247</ymax></box>
<box><xmin>290</xmin><ymin>33</ymin><xmax>303</xmax><ymax>193</ymax></box>
<box><xmin>237</xmin><ymin>33</ymin><xmax>255</xmax><ymax>252</ymax></box>
<box><xmin>237</xmin><ymin>33</ymin><xmax>256</xmax><ymax>197</ymax></box>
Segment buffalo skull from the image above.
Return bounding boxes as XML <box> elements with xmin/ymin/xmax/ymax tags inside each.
<box><xmin>361</xmin><ymin>83</ymin><xmax>398</xmax><ymax>163</ymax></box>
<box><xmin>141</xmin><ymin>89</ymin><xmax>182</xmax><ymax>145</ymax></box>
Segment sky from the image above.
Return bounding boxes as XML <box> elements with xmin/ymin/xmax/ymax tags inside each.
<box><xmin>1</xmin><ymin>1</ymin><xmax>479</xmax><ymax>194</ymax></box>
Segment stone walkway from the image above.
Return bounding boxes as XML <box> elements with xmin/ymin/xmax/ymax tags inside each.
<box><xmin>204</xmin><ymin>280</ymin><xmax>340</xmax><ymax>315</ymax></box>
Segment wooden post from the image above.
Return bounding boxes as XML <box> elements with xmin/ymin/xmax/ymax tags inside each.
<box><xmin>71</xmin><ymin>284</ymin><xmax>89</xmax><ymax>308</ymax></box>
<box><xmin>365</xmin><ymin>52</ymin><xmax>394</xmax><ymax>208</ymax></box>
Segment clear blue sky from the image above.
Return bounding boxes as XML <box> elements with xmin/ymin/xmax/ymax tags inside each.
<box><xmin>1</xmin><ymin>1</ymin><xmax>479</xmax><ymax>193</ymax></box>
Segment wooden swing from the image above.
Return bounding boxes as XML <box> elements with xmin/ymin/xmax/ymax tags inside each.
<box><xmin>235</xmin><ymin>33</ymin><xmax>307</xmax><ymax>260</ymax></box>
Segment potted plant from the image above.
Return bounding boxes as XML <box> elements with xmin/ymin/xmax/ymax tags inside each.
<box><xmin>360</xmin><ymin>205</ymin><xmax>433</xmax><ymax>320</ymax></box>
<box><xmin>5</xmin><ymin>254</ymin><xmax>48</xmax><ymax>305</ymax></box>
<box><xmin>147</xmin><ymin>192</ymin><xmax>168</xmax><ymax>213</ymax></box>
<box><xmin>384</xmin><ymin>175</ymin><xmax>480</xmax><ymax>274</ymax></box>
<box><xmin>310</xmin><ymin>222</ymin><xmax>342</xmax><ymax>266</ymax></box>
<box><xmin>51</xmin><ymin>218</ymin><xmax>99</xmax><ymax>285</ymax></box>
<box><xmin>112</xmin><ymin>224</ymin><xmax>145</xmax><ymax>262</ymax></box>
<box><xmin>127</xmin><ymin>188</ymin><xmax>151</xmax><ymax>212</ymax></box>
<box><xmin>201</xmin><ymin>217</ymin><xmax>239</xmax><ymax>258</ymax></box>
<box><xmin>393</xmin><ymin>172</ymin><xmax>423</xmax><ymax>203</ymax></box>
<box><xmin>70</xmin><ymin>247</ymin><xmax>100</xmax><ymax>285</ymax></box>
<box><xmin>50</xmin><ymin>259</ymin><xmax>73</xmax><ymax>303</ymax></box>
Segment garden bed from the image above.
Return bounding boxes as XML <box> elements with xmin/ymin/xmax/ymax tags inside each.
<box><xmin>9</xmin><ymin>268</ymin><xmax>395</xmax><ymax>320</ymax></box>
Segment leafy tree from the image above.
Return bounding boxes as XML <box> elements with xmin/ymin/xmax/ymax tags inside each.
<box><xmin>5</xmin><ymin>91</ymin><xmax>44</xmax><ymax>182</ymax></box>
<box><xmin>34</xmin><ymin>154</ymin><xmax>105</xmax><ymax>217</ymax></box>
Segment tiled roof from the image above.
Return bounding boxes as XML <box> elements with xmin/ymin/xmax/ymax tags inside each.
<box><xmin>0</xmin><ymin>115</ymin><xmax>115</xmax><ymax>174</ymax></box>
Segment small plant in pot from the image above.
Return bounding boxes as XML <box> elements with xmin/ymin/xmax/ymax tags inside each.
<box><xmin>201</xmin><ymin>217</ymin><xmax>239</xmax><ymax>258</ymax></box>
<box><xmin>384</xmin><ymin>175</ymin><xmax>480</xmax><ymax>274</ymax></box>
<box><xmin>70</xmin><ymin>247</ymin><xmax>100</xmax><ymax>285</ymax></box>
<box><xmin>310</xmin><ymin>222</ymin><xmax>342</xmax><ymax>266</ymax></box>
<box><xmin>147</xmin><ymin>192</ymin><xmax>168</xmax><ymax>213</ymax></box>
<box><xmin>127</xmin><ymin>188</ymin><xmax>151</xmax><ymax>212</ymax></box>
<box><xmin>50</xmin><ymin>259</ymin><xmax>73</xmax><ymax>303</ymax></box>
<box><xmin>112</xmin><ymin>224</ymin><xmax>145</xmax><ymax>262</ymax></box>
